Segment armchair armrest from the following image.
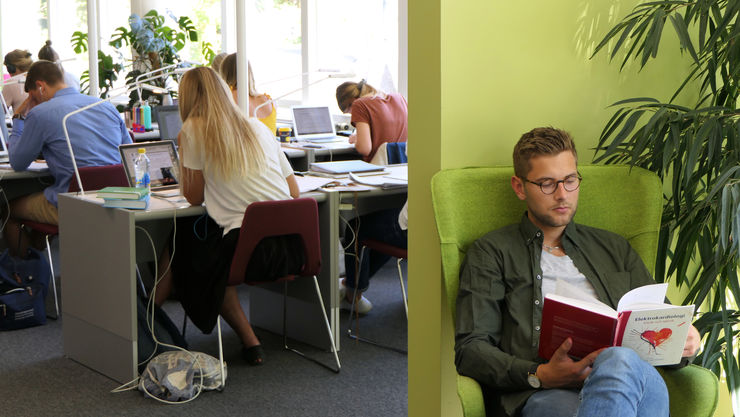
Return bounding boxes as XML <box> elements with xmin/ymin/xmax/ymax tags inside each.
<box><xmin>658</xmin><ymin>364</ymin><xmax>719</xmax><ymax>417</ymax></box>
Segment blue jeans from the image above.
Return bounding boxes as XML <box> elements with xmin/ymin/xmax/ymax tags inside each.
<box><xmin>343</xmin><ymin>207</ymin><xmax>407</xmax><ymax>292</ymax></box>
<box><xmin>520</xmin><ymin>347</ymin><xmax>669</xmax><ymax>417</ymax></box>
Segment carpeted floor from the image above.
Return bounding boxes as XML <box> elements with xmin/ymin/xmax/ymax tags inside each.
<box><xmin>0</xmin><ymin>261</ymin><xmax>408</xmax><ymax>416</ymax></box>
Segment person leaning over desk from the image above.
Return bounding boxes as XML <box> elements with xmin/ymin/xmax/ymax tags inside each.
<box><xmin>4</xmin><ymin>60</ymin><xmax>131</xmax><ymax>257</ymax></box>
<box><xmin>3</xmin><ymin>49</ymin><xmax>33</xmax><ymax>113</ymax></box>
<box><xmin>154</xmin><ymin>67</ymin><xmax>299</xmax><ymax>366</ymax></box>
<box><xmin>335</xmin><ymin>79</ymin><xmax>407</xmax><ymax>162</ymax></box>
<box><xmin>219</xmin><ymin>53</ymin><xmax>277</xmax><ymax>135</ymax></box>
<box><xmin>455</xmin><ymin>127</ymin><xmax>701</xmax><ymax>417</ymax></box>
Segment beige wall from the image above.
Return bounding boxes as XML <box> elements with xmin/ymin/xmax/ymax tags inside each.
<box><xmin>406</xmin><ymin>1</ymin><xmax>728</xmax><ymax>416</ymax></box>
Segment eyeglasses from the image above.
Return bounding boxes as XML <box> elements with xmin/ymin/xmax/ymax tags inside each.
<box><xmin>522</xmin><ymin>174</ymin><xmax>582</xmax><ymax>195</ymax></box>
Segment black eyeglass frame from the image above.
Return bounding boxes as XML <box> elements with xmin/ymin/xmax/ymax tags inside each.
<box><xmin>522</xmin><ymin>173</ymin><xmax>583</xmax><ymax>195</ymax></box>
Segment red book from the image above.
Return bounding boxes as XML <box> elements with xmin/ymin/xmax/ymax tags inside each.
<box><xmin>538</xmin><ymin>283</ymin><xmax>694</xmax><ymax>366</ymax></box>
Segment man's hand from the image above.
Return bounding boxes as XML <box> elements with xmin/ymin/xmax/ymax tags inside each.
<box><xmin>537</xmin><ymin>338</ymin><xmax>604</xmax><ymax>389</ymax></box>
<box><xmin>683</xmin><ymin>325</ymin><xmax>701</xmax><ymax>358</ymax></box>
<box><xmin>348</xmin><ymin>132</ymin><xmax>357</xmax><ymax>144</ymax></box>
<box><xmin>14</xmin><ymin>95</ymin><xmax>38</xmax><ymax>118</ymax></box>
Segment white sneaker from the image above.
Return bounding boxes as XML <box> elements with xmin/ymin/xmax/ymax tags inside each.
<box><xmin>341</xmin><ymin>294</ymin><xmax>373</xmax><ymax>314</ymax></box>
<box><xmin>338</xmin><ymin>278</ymin><xmax>347</xmax><ymax>301</ymax></box>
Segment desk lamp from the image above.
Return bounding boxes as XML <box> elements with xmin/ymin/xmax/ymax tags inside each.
<box><xmin>252</xmin><ymin>71</ymin><xmax>355</xmax><ymax>118</ymax></box>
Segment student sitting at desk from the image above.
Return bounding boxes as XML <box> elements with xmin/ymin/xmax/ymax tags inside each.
<box><xmin>219</xmin><ymin>53</ymin><xmax>277</xmax><ymax>135</ymax></box>
<box><xmin>38</xmin><ymin>41</ymin><xmax>80</xmax><ymax>92</ymax></box>
<box><xmin>154</xmin><ymin>67</ymin><xmax>299</xmax><ymax>365</ymax></box>
<box><xmin>336</xmin><ymin>80</ymin><xmax>407</xmax><ymax>162</ymax></box>
<box><xmin>3</xmin><ymin>49</ymin><xmax>33</xmax><ymax>113</ymax></box>
<box><xmin>4</xmin><ymin>60</ymin><xmax>131</xmax><ymax>257</ymax></box>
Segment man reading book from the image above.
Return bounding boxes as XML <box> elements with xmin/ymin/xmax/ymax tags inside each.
<box><xmin>455</xmin><ymin>127</ymin><xmax>701</xmax><ymax>417</ymax></box>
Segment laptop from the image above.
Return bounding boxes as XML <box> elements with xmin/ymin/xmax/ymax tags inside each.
<box><xmin>291</xmin><ymin>106</ymin><xmax>342</xmax><ymax>142</ymax></box>
<box><xmin>119</xmin><ymin>140</ymin><xmax>180</xmax><ymax>195</ymax></box>
<box><xmin>155</xmin><ymin>105</ymin><xmax>182</xmax><ymax>141</ymax></box>
<box><xmin>0</xmin><ymin>93</ymin><xmax>9</xmax><ymax>163</ymax></box>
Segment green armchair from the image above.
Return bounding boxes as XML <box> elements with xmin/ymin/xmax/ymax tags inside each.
<box><xmin>431</xmin><ymin>165</ymin><xmax>719</xmax><ymax>417</ymax></box>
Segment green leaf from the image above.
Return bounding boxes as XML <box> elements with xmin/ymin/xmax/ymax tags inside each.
<box><xmin>669</xmin><ymin>13</ymin><xmax>700</xmax><ymax>64</ymax></box>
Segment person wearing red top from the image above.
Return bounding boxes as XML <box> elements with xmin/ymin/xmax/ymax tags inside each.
<box><xmin>336</xmin><ymin>80</ymin><xmax>407</xmax><ymax>162</ymax></box>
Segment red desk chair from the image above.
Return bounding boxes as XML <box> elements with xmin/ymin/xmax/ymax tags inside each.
<box><xmin>219</xmin><ymin>197</ymin><xmax>340</xmax><ymax>376</ymax></box>
<box><xmin>346</xmin><ymin>238</ymin><xmax>408</xmax><ymax>353</ymax></box>
<box><xmin>20</xmin><ymin>164</ymin><xmax>129</xmax><ymax>318</ymax></box>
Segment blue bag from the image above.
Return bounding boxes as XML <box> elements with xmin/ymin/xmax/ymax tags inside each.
<box><xmin>0</xmin><ymin>248</ymin><xmax>50</xmax><ymax>330</ymax></box>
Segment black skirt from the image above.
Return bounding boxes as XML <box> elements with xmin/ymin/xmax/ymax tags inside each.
<box><xmin>172</xmin><ymin>214</ymin><xmax>305</xmax><ymax>334</ymax></box>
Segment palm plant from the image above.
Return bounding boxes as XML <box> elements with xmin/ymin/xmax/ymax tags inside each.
<box><xmin>592</xmin><ymin>0</ymin><xmax>740</xmax><ymax>411</ymax></box>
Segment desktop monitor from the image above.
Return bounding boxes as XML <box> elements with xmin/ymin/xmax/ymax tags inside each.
<box><xmin>155</xmin><ymin>105</ymin><xmax>182</xmax><ymax>141</ymax></box>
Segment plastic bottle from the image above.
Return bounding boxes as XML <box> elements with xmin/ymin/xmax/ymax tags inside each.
<box><xmin>142</xmin><ymin>101</ymin><xmax>152</xmax><ymax>130</ymax></box>
<box><xmin>134</xmin><ymin>148</ymin><xmax>151</xmax><ymax>193</ymax></box>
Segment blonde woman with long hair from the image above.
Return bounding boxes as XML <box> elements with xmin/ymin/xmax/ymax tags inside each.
<box><xmin>156</xmin><ymin>67</ymin><xmax>298</xmax><ymax>365</ymax></box>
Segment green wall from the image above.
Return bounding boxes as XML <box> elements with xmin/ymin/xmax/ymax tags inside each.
<box><xmin>407</xmin><ymin>1</ymin><xmax>729</xmax><ymax>416</ymax></box>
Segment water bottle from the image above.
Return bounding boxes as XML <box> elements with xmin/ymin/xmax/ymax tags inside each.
<box><xmin>142</xmin><ymin>101</ymin><xmax>152</xmax><ymax>130</ymax></box>
<box><xmin>134</xmin><ymin>148</ymin><xmax>151</xmax><ymax>193</ymax></box>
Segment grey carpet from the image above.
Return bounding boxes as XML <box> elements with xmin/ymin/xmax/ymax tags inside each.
<box><xmin>0</xmin><ymin>261</ymin><xmax>408</xmax><ymax>416</ymax></box>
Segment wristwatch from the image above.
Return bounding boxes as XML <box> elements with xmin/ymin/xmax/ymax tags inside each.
<box><xmin>527</xmin><ymin>364</ymin><xmax>541</xmax><ymax>389</ymax></box>
<box><xmin>12</xmin><ymin>113</ymin><xmax>25</xmax><ymax>120</ymax></box>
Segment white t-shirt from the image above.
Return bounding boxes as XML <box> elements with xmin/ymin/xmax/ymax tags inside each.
<box><xmin>181</xmin><ymin>117</ymin><xmax>293</xmax><ymax>234</ymax></box>
<box><xmin>540</xmin><ymin>249</ymin><xmax>599</xmax><ymax>302</ymax></box>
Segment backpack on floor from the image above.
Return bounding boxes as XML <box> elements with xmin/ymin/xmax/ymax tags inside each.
<box><xmin>0</xmin><ymin>248</ymin><xmax>50</xmax><ymax>330</ymax></box>
<box><xmin>137</xmin><ymin>294</ymin><xmax>188</xmax><ymax>373</ymax></box>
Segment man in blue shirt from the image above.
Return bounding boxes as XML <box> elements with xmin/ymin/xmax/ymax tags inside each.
<box><xmin>5</xmin><ymin>60</ymin><xmax>131</xmax><ymax>256</ymax></box>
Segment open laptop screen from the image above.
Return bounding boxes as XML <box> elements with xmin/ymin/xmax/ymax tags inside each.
<box><xmin>119</xmin><ymin>140</ymin><xmax>180</xmax><ymax>189</ymax></box>
<box><xmin>156</xmin><ymin>105</ymin><xmax>182</xmax><ymax>141</ymax></box>
<box><xmin>291</xmin><ymin>106</ymin><xmax>336</xmax><ymax>140</ymax></box>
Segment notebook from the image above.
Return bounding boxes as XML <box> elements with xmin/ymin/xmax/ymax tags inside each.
<box><xmin>119</xmin><ymin>140</ymin><xmax>180</xmax><ymax>195</ymax></box>
<box><xmin>291</xmin><ymin>106</ymin><xmax>341</xmax><ymax>142</ymax></box>
<box><xmin>310</xmin><ymin>160</ymin><xmax>385</xmax><ymax>175</ymax></box>
<box><xmin>155</xmin><ymin>105</ymin><xmax>182</xmax><ymax>141</ymax></box>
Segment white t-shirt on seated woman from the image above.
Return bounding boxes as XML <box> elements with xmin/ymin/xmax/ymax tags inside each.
<box><xmin>180</xmin><ymin>117</ymin><xmax>293</xmax><ymax>234</ymax></box>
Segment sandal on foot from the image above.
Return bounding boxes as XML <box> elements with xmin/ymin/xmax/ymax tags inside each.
<box><xmin>242</xmin><ymin>345</ymin><xmax>265</xmax><ymax>366</ymax></box>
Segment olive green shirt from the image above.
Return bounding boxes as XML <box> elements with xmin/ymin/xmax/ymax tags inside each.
<box><xmin>455</xmin><ymin>214</ymin><xmax>656</xmax><ymax>417</ymax></box>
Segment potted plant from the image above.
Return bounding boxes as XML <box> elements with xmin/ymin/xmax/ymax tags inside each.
<box><xmin>591</xmin><ymin>0</ymin><xmax>740</xmax><ymax>411</ymax></box>
<box><xmin>71</xmin><ymin>9</ymin><xmax>215</xmax><ymax>105</ymax></box>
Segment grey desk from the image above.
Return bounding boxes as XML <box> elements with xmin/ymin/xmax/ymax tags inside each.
<box><xmin>0</xmin><ymin>165</ymin><xmax>52</xmax><ymax>201</ymax></box>
<box><xmin>282</xmin><ymin>138</ymin><xmax>359</xmax><ymax>171</ymax></box>
<box><xmin>58</xmin><ymin>183</ymin><xmax>406</xmax><ymax>383</ymax></box>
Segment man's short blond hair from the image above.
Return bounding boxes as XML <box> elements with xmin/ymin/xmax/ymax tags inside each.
<box><xmin>513</xmin><ymin>127</ymin><xmax>577</xmax><ymax>178</ymax></box>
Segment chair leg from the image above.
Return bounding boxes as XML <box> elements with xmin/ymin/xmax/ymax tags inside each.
<box><xmin>283</xmin><ymin>278</ymin><xmax>341</xmax><ymax>373</ymax></box>
<box><xmin>346</xmin><ymin>249</ymin><xmax>407</xmax><ymax>354</ymax></box>
<box><xmin>135</xmin><ymin>265</ymin><xmax>147</xmax><ymax>299</ymax></box>
<box><xmin>397</xmin><ymin>258</ymin><xmax>408</xmax><ymax>319</ymax></box>
<box><xmin>44</xmin><ymin>234</ymin><xmax>59</xmax><ymax>319</ymax></box>
<box><xmin>216</xmin><ymin>316</ymin><xmax>226</xmax><ymax>391</ymax></box>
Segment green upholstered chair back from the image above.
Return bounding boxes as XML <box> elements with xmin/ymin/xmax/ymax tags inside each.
<box><xmin>431</xmin><ymin>165</ymin><xmax>663</xmax><ymax>321</ymax></box>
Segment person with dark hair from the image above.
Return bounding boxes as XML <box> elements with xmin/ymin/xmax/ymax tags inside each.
<box><xmin>3</xmin><ymin>49</ymin><xmax>33</xmax><ymax>112</ymax></box>
<box><xmin>37</xmin><ymin>40</ymin><xmax>80</xmax><ymax>91</ymax></box>
<box><xmin>335</xmin><ymin>80</ymin><xmax>407</xmax><ymax>162</ymax></box>
<box><xmin>455</xmin><ymin>127</ymin><xmax>701</xmax><ymax>417</ymax></box>
<box><xmin>4</xmin><ymin>60</ymin><xmax>131</xmax><ymax>257</ymax></box>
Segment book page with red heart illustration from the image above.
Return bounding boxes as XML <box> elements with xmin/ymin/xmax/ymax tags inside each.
<box><xmin>615</xmin><ymin>305</ymin><xmax>695</xmax><ymax>366</ymax></box>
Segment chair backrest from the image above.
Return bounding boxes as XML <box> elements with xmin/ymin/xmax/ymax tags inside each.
<box><xmin>68</xmin><ymin>164</ymin><xmax>129</xmax><ymax>193</ymax></box>
<box><xmin>227</xmin><ymin>197</ymin><xmax>321</xmax><ymax>286</ymax></box>
<box><xmin>370</xmin><ymin>142</ymin><xmax>408</xmax><ymax>166</ymax></box>
<box><xmin>431</xmin><ymin>165</ymin><xmax>663</xmax><ymax>321</ymax></box>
